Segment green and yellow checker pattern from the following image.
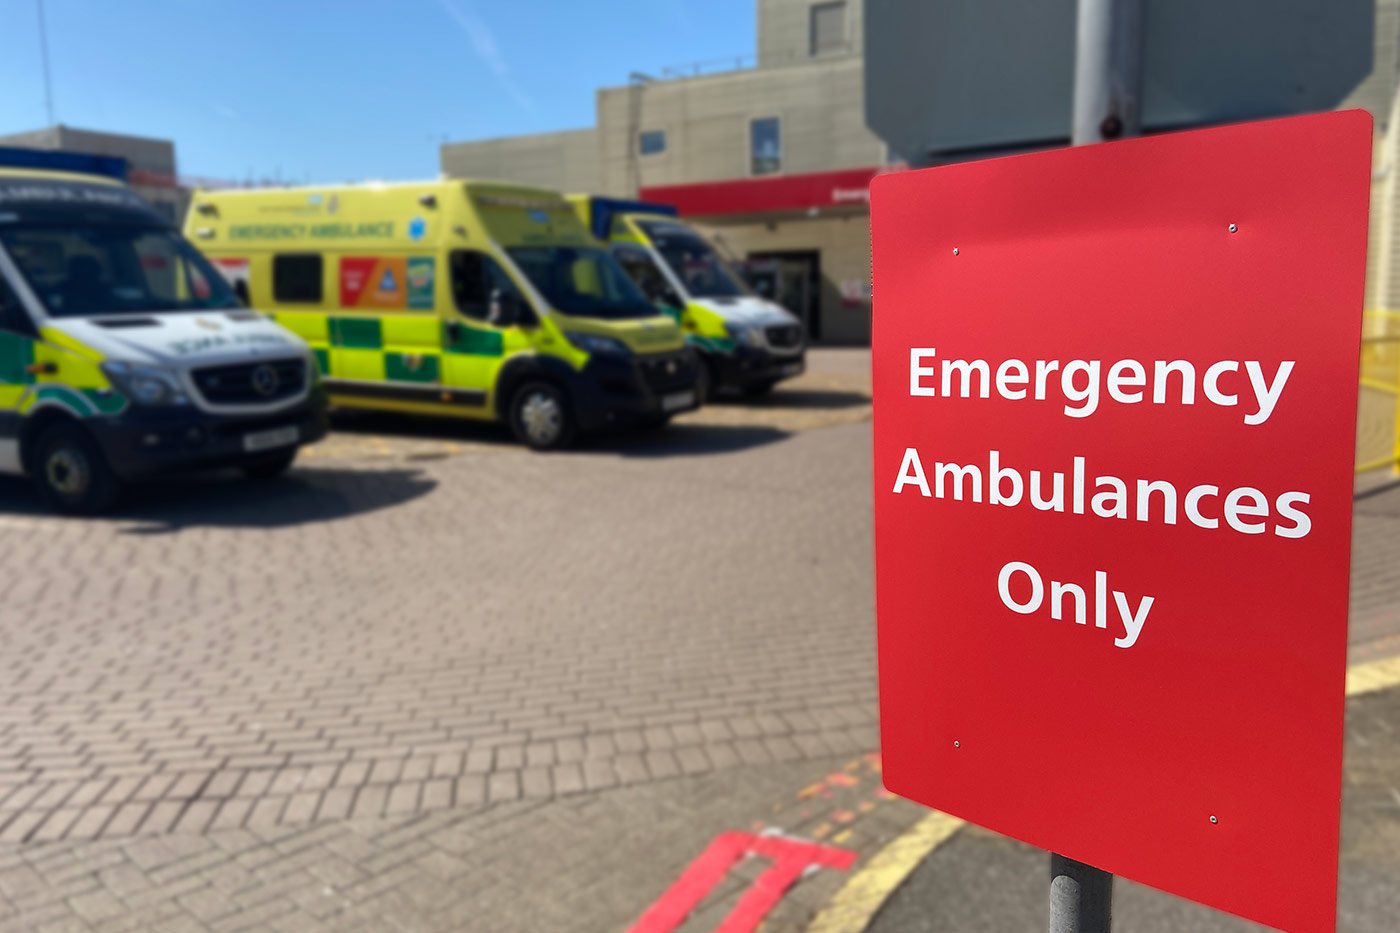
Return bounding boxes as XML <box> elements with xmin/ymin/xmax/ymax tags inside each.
<box><xmin>0</xmin><ymin>328</ymin><xmax>125</xmax><ymax>417</ymax></box>
<box><xmin>269</xmin><ymin>311</ymin><xmax>533</xmax><ymax>409</ymax></box>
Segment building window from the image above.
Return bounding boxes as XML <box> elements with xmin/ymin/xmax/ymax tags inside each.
<box><xmin>751</xmin><ymin>117</ymin><xmax>781</xmax><ymax>176</ymax></box>
<box><xmin>639</xmin><ymin>130</ymin><xmax>667</xmax><ymax>156</ymax></box>
<box><xmin>810</xmin><ymin>1</ymin><xmax>847</xmax><ymax>57</ymax></box>
<box><xmin>272</xmin><ymin>254</ymin><xmax>322</xmax><ymax>303</ymax></box>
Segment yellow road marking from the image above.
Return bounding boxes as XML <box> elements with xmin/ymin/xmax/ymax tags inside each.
<box><xmin>805</xmin><ymin>811</ymin><xmax>964</xmax><ymax>933</ymax></box>
<box><xmin>803</xmin><ymin>653</ymin><xmax>1400</xmax><ymax>933</ymax></box>
<box><xmin>1346</xmin><ymin>653</ymin><xmax>1400</xmax><ymax>696</ymax></box>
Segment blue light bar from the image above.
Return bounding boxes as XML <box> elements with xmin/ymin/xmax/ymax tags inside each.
<box><xmin>585</xmin><ymin>197</ymin><xmax>676</xmax><ymax>240</ymax></box>
<box><xmin>0</xmin><ymin>147</ymin><xmax>129</xmax><ymax>182</ymax></box>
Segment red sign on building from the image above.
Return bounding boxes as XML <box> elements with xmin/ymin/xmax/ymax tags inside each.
<box><xmin>871</xmin><ymin>111</ymin><xmax>1371</xmax><ymax>932</ymax></box>
<box><xmin>640</xmin><ymin>166</ymin><xmax>883</xmax><ymax>217</ymax></box>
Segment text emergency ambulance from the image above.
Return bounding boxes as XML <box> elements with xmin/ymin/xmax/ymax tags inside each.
<box><xmin>569</xmin><ymin>196</ymin><xmax>806</xmax><ymax>399</ymax></box>
<box><xmin>186</xmin><ymin>180</ymin><xmax>699</xmax><ymax>449</ymax></box>
<box><xmin>0</xmin><ymin>155</ymin><xmax>327</xmax><ymax>514</ymax></box>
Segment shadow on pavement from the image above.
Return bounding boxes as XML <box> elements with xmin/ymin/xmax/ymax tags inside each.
<box><xmin>329</xmin><ymin>408</ymin><xmax>794</xmax><ymax>458</ymax></box>
<box><xmin>0</xmin><ymin>466</ymin><xmax>437</xmax><ymax>532</ymax></box>
<box><xmin>582</xmin><ymin>422</ymin><xmax>791</xmax><ymax>457</ymax></box>
<box><xmin>709</xmin><ymin>387</ymin><xmax>870</xmax><ymax>410</ymax></box>
<box><xmin>328</xmin><ymin>410</ymin><xmax>516</xmax><ymax>447</ymax></box>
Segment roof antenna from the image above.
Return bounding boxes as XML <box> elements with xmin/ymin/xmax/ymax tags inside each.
<box><xmin>36</xmin><ymin>0</ymin><xmax>56</xmax><ymax>126</ymax></box>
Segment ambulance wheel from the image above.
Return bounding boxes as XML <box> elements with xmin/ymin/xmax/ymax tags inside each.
<box><xmin>509</xmin><ymin>381</ymin><xmax>576</xmax><ymax>451</ymax></box>
<box><xmin>241</xmin><ymin>448</ymin><xmax>298</xmax><ymax>479</ymax></box>
<box><xmin>33</xmin><ymin>422</ymin><xmax>120</xmax><ymax>515</ymax></box>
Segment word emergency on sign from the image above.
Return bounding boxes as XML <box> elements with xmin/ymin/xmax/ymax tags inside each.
<box><xmin>906</xmin><ymin>349</ymin><xmax>1295</xmax><ymax>423</ymax></box>
<box><xmin>871</xmin><ymin>111</ymin><xmax>1371</xmax><ymax>933</ymax></box>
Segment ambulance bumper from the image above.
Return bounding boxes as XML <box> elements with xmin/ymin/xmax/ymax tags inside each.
<box><xmin>88</xmin><ymin>391</ymin><xmax>329</xmax><ymax>478</ymax></box>
<box><xmin>710</xmin><ymin>347</ymin><xmax>806</xmax><ymax>390</ymax></box>
<box><xmin>572</xmin><ymin>348</ymin><xmax>702</xmax><ymax>430</ymax></box>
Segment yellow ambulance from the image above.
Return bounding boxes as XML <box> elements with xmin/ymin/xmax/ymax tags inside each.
<box><xmin>569</xmin><ymin>196</ymin><xmax>806</xmax><ymax>400</ymax></box>
<box><xmin>0</xmin><ymin>153</ymin><xmax>327</xmax><ymax>514</ymax></box>
<box><xmin>186</xmin><ymin>181</ymin><xmax>699</xmax><ymax>449</ymax></box>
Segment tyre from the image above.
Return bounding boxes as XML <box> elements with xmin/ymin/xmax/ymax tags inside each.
<box><xmin>509</xmin><ymin>381</ymin><xmax>576</xmax><ymax>450</ymax></box>
<box><xmin>32</xmin><ymin>421</ymin><xmax>121</xmax><ymax>515</ymax></box>
<box><xmin>241</xmin><ymin>448</ymin><xmax>298</xmax><ymax>479</ymax></box>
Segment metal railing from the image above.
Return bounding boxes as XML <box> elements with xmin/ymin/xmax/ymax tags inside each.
<box><xmin>1358</xmin><ymin>309</ymin><xmax>1400</xmax><ymax>472</ymax></box>
<box><xmin>655</xmin><ymin>53</ymin><xmax>756</xmax><ymax>80</ymax></box>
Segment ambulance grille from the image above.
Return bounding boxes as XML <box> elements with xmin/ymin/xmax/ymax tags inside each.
<box><xmin>192</xmin><ymin>358</ymin><xmax>306</xmax><ymax>405</ymax></box>
<box><xmin>765</xmin><ymin>324</ymin><xmax>803</xmax><ymax>349</ymax></box>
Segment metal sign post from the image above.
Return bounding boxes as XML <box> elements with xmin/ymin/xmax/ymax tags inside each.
<box><xmin>1050</xmin><ymin>2</ymin><xmax>1144</xmax><ymax>927</ymax></box>
<box><xmin>1071</xmin><ymin>0</ymin><xmax>1143</xmax><ymax>144</ymax></box>
<box><xmin>1049</xmin><ymin>852</ymin><xmax>1113</xmax><ymax>933</ymax></box>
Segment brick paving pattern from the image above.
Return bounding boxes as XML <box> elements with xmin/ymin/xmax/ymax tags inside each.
<box><xmin>0</xmin><ymin>415</ymin><xmax>877</xmax><ymax>846</ymax></box>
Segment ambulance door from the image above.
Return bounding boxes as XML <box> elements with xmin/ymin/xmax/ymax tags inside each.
<box><xmin>442</xmin><ymin>250</ymin><xmax>531</xmax><ymax>413</ymax></box>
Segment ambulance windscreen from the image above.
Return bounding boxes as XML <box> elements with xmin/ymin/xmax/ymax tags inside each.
<box><xmin>635</xmin><ymin>220</ymin><xmax>748</xmax><ymax>300</ymax></box>
<box><xmin>505</xmin><ymin>246</ymin><xmax>658</xmax><ymax>320</ymax></box>
<box><xmin>0</xmin><ymin>225</ymin><xmax>241</xmax><ymax>317</ymax></box>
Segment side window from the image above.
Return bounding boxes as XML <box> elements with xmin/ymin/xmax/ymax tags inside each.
<box><xmin>450</xmin><ymin>251</ymin><xmax>525</xmax><ymax>322</ymax></box>
<box><xmin>0</xmin><ymin>275</ymin><xmax>33</xmax><ymax>334</ymax></box>
<box><xmin>272</xmin><ymin>254</ymin><xmax>323</xmax><ymax>303</ymax></box>
<box><xmin>613</xmin><ymin>245</ymin><xmax>678</xmax><ymax>307</ymax></box>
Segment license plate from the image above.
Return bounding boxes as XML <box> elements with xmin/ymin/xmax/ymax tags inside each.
<box><xmin>662</xmin><ymin>391</ymin><xmax>695</xmax><ymax>412</ymax></box>
<box><xmin>243</xmin><ymin>425</ymin><xmax>299</xmax><ymax>453</ymax></box>
<box><xmin>780</xmin><ymin>362</ymin><xmax>804</xmax><ymax>376</ymax></box>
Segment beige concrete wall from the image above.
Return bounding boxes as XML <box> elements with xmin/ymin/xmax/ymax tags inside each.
<box><xmin>597</xmin><ymin>56</ymin><xmax>883</xmax><ymax>197</ymax></box>
<box><xmin>1342</xmin><ymin>0</ymin><xmax>1400</xmax><ymax>128</ymax></box>
<box><xmin>758</xmin><ymin>0</ymin><xmax>863</xmax><ymax>68</ymax></box>
<box><xmin>439</xmin><ymin>128</ymin><xmax>599</xmax><ymax>193</ymax></box>
<box><xmin>0</xmin><ymin>125</ymin><xmax>176</xmax><ymax>175</ymax></box>
<box><xmin>700</xmin><ymin>209</ymin><xmax>872</xmax><ymax>345</ymax></box>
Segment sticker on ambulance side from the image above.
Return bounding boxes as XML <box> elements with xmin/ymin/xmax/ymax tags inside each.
<box><xmin>407</xmin><ymin>257</ymin><xmax>434</xmax><ymax>309</ymax></box>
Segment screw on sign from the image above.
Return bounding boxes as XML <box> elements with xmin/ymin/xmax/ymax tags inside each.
<box><xmin>871</xmin><ymin>111</ymin><xmax>1371</xmax><ymax>933</ymax></box>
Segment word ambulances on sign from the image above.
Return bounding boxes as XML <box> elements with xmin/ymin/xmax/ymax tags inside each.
<box><xmin>871</xmin><ymin>111</ymin><xmax>1372</xmax><ymax>933</ymax></box>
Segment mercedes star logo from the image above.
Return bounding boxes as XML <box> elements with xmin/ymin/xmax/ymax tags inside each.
<box><xmin>251</xmin><ymin>364</ymin><xmax>279</xmax><ymax>397</ymax></box>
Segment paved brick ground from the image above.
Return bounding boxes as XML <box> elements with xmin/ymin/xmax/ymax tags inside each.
<box><xmin>0</xmin><ymin>348</ymin><xmax>1397</xmax><ymax>931</ymax></box>
<box><xmin>0</xmin><ymin>755</ymin><xmax>905</xmax><ymax>933</ymax></box>
<box><xmin>0</xmin><ymin>422</ymin><xmax>877</xmax><ymax>847</ymax></box>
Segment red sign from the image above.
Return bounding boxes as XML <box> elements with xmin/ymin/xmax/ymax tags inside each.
<box><xmin>871</xmin><ymin>111</ymin><xmax>1371</xmax><ymax>932</ymax></box>
<box><xmin>640</xmin><ymin>166</ymin><xmax>884</xmax><ymax>217</ymax></box>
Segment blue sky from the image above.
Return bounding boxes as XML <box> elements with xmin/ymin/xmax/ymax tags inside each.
<box><xmin>0</xmin><ymin>0</ymin><xmax>755</xmax><ymax>183</ymax></box>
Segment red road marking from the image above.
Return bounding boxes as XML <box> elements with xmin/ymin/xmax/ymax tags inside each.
<box><xmin>628</xmin><ymin>831</ymin><xmax>856</xmax><ymax>933</ymax></box>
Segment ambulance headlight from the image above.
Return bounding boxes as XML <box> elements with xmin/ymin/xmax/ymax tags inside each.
<box><xmin>725</xmin><ymin>323</ymin><xmax>763</xmax><ymax>348</ymax></box>
<box><xmin>564</xmin><ymin>332</ymin><xmax>630</xmax><ymax>356</ymax></box>
<box><xmin>101</xmin><ymin>362</ymin><xmax>190</xmax><ymax>406</ymax></box>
